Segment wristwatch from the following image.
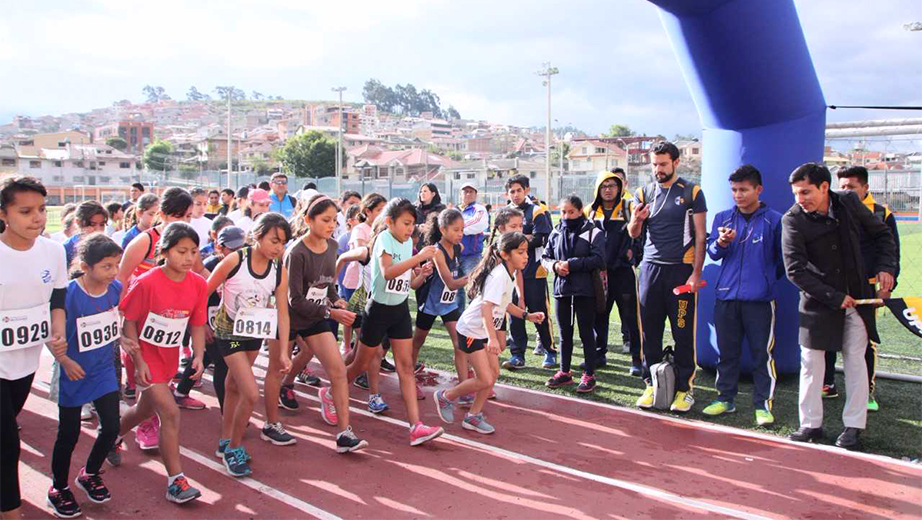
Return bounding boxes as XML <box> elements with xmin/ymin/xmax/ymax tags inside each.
<box><xmin>323</xmin><ymin>307</ymin><xmax>331</xmax><ymax>320</ymax></box>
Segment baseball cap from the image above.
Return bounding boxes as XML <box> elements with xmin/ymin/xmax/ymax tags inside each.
<box><xmin>299</xmin><ymin>188</ymin><xmax>320</xmax><ymax>204</ymax></box>
<box><xmin>248</xmin><ymin>188</ymin><xmax>270</xmax><ymax>203</ymax></box>
<box><xmin>216</xmin><ymin>226</ymin><xmax>246</xmax><ymax>249</ymax></box>
<box><xmin>460</xmin><ymin>182</ymin><xmax>478</xmax><ymax>192</ymax></box>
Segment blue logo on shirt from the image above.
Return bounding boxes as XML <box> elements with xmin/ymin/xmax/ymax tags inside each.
<box><xmin>41</xmin><ymin>270</ymin><xmax>52</xmax><ymax>283</ymax></box>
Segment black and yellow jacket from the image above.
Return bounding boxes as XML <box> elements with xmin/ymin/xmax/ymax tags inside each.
<box><xmin>584</xmin><ymin>170</ymin><xmax>639</xmax><ymax>270</ymax></box>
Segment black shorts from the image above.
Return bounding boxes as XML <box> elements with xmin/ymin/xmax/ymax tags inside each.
<box><xmin>457</xmin><ymin>333</ymin><xmax>486</xmax><ymax>354</ymax></box>
<box><xmin>290</xmin><ymin>320</ymin><xmax>333</xmax><ymax>340</ymax></box>
<box><xmin>416</xmin><ymin>308</ymin><xmax>462</xmax><ymax>331</ymax></box>
<box><xmin>215</xmin><ymin>338</ymin><xmax>263</xmax><ymax>357</ymax></box>
<box><xmin>352</xmin><ymin>312</ymin><xmax>364</xmax><ymax>330</ymax></box>
<box><xmin>361</xmin><ymin>300</ymin><xmax>413</xmax><ymax>347</ymax></box>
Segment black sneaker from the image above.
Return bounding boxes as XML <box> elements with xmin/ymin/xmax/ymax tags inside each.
<box><xmin>295</xmin><ymin>369</ymin><xmax>321</xmax><ymax>387</ymax></box>
<box><xmin>335</xmin><ymin>426</ymin><xmax>369</xmax><ymax>453</ymax></box>
<box><xmin>353</xmin><ymin>373</ymin><xmax>369</xmax><ymax>390</ymax></box>
<box><xmin>545</xmin><ymin>371</ymin><xmax>574</xmax><ymax>388</ymax></box>
<box><xmin>380</xmin><ymin>358</ymin><xmax>396</xmax><ymax>373</ymax></box>
<box><xmin>261</xmin><ymin>422</ymin><xmax>297</xmax><ymax>446</ymax></box>
<box><xmin>278</xmin><ymin>384</ymin><xmax>299</xmax><ymax>410</ymax></box>
<box><xmin>47</xmin><ymin>486</ymin><xmax>81</xmax><ymax>518</ymax></box>
<box><xmin>822</xmin><ymin>384</ymin><xmax>838</xmax><ymax>399</ymax></box>
<box><xmin>75</xmin><ymin>467</ymin><xmax>111</xmax><ymax>504</ymax></box>
<box><xmin>576</xmin><ymin>374</ymin><xmax>596</xmax><ymax>393</ymax></box>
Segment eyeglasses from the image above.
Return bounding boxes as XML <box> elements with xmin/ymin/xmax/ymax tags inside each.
<box><xmin>600</xmin><ymin>184</ymin><xmax>618</xmax><ymax>190</ymax></box>
<box><xmin>272</xmin><ymin>179</ymin><xmax>288</xmax><ymax>185</ymax></box>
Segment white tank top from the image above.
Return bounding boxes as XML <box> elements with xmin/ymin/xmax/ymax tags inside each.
<box><xmin>220</xmin><ymin>247</ymin><xmax>280</xmax><ymax>320</ymax></box>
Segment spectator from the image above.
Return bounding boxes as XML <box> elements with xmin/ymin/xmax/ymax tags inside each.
<box><xmin>457</xmin><ymin>182</ymin><xmax>489</xmax><ymax>313</ymax></box>
<box><xmin>121</xmin><ymin>182</ymin><xmax>145</xmax><ymax>212</ymax></box>
<box><xmin>205</xmin><ymin>189</ymin><xmax>222</xmax><ymax>214</ymax></box>
<box><xmin>268</xmin><ymin>172</ymin><xmax>296</xmax><ymax>219</ymax></box>
<box><xmin>823</xmin><ymin>166</ymin><xmax>901</xmax><ymax>412</ymax></box>
<box><xmin>415</xmin><ymin>183</ymin><xmax>445</xmax><ymax>225</ymax></box>
<box><xmin>218</xmin><ymin>188</ymin><xmax>235</xmax><ymax>216</ymax></box>
<box><xmin>703</xmin><ymin>165</ymin><xmax>784</xmax><ymax>426</ymax></box>
<box><xmin>628</xmin><ymin>141</ymin><xmax>707</xmax><ymax>413</ymax></box>
<box><xmin>782</xmin><ymin>163</ymin><xmax>896</xmax><ymax>450</ymax></box>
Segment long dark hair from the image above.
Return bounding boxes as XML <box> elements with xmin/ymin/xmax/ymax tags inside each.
<box><xmin>466</xmin><ymin>231</ymin><xmax>526</xmax><ymax>299</ymax></box>
<box><xmin>418</xmin><ymin>182</ymin><xmax>442</xmax><ymax>207</ymax></box>
<box><xmin>157</xmin><ymin>221</ymin><xmax>199</xmax><ymax>256</ymax></box>
<box><xmin>487</xmin><ymin>207</ymin><xmax>523</xmax><ymax>247</ymax></box>
<box><xmin>250</xmin><ymin>212</ymin><xmax>292</xmax><ymax>245</ymax></box>
<box><xmin>160</xmin><ymin>187</ymin><xmax>193</xmax><ymax>218</ymax></box>
<box><xmin>422</xmin><ymin>208</ymin><xmax>462</xmax><ymax>246</ymax></box>
<box><xmin>0</xmin><ymin>176</ymin><xmax>47</xmax><ymax>233</ymax></box>
<box><xmin>291</xmin><ymin>194</ymin><xmax>340</xmax><ymax>238</ymax></box>
<box><xmin>357</xmin><ymin>193</ymin><xmax>386</xmax><ymax>223</ymax></box>
<box><xmin>70</xmin><ymin>232</ymin><xmax>122</xmax><ymax>278</ymax></box>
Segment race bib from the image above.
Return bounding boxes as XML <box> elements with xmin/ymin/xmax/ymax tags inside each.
<box><xmin>76</xmin><ymin>308</ymin><xmax>120</xmax><ymax>353</ymax></box>
<box><xmin>491</xmin><ymin>306</ymin><xmax>506</xmax><ymax>330</ymax></box>
<box><xmin>0</xmin><ymin>303</ymin><xmax>51</xmax><ymax>351</ymax></box>
<box><xmin>439</xmin><ymin>286</ymin><xmax>458</xmax><ymax>305</ymax></box>
<box><xmin>207</xmin><ymin>306</ymin><xmax>219</xmax><ymax>329</ymax></box>
<box><xmin>306</xmin><ymin>286</ymin><xmax>327</xmax><ymax>306</ymax></box>
<box><xmin>385</xmin><ymin>272</ymin><xmax>411</xmax><ymax>296</ymax></box>
<box><xmin>139</xmin><ymin>312</ymin><xmax>189</xmax><ymax>348</ymax></box>
<box><xmin>233</xmin><ymin>307</ymin><xmax>278</xmax><ymax>339</ymax></box>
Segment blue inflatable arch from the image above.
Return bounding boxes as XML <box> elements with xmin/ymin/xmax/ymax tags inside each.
<box><xmin>648</xmin><ymin>0</ymin><xmax>827</xmax><ymax>374</ymax></box>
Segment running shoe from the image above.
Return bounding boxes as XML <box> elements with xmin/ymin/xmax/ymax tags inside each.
<box><xmin>629</xmin><ymin>365</ymin><xmax>642</xmax><ymax>377</ymax></box>
<box><xmin>545</xmin><ymin>371</ymin><xmax>573</xmax><ymax>388</ymax></box>
<box><xmin>75</xmin><ymin>467</ymin><xmax>110</xmax><ymax>503</ymax></box>
<box><xmin>542</xmin><ymin>351</ymin><xmax>557</xmax><ymax>369</ymax></box>
<box><xmin>47</xmin><ymin>486</ymin><xmax>81</xmax><ymax>518</ymax></box>
<box><xmin>260</xmin><ymin>422</ymin><xmax>297</xmax><ymax>446</ymax></box>
<box><xmin>755</xmin><ymin>409</ymin><xmax>775</xmax><ymax>426</ymax></box>
<box><xmin>368</xmin><ymin>394</ymin><xmax>389</xmax><ymax>414</ymax></box>
<box><xmin>409</xmin><ymin>422</ymin><xmax>444</xmax><ymax>446</ymax></box>
<box><xmin>576</xmin><ymin>374</ymin><xmax>596</xmax><ymax>393</ymax></box>
<box><xmin>223</xmin><ymin>447</ymin><xmax>252</xmax><ymax>477</ymax></box>
<box><xmin>135</xmin><ymin>415</ymin><xmax>160</xmax><ymax>451</ymax></box>
<box><xmin>278</xmin><ymin>384</ymin><xmax>299</xmax><ymax>410</ymax></box>
<box><xmin>533</xmin><ymin>345</ymin><xmax>546</xmax><ymax>356</ymax></box>
<box><xmin>670</xmin><ymin>391</ymin><xmax>694</xmax><ymax>413</ymax></box>
<box><xmin>165</xmin><ymin>476</ymin><xmax>201</xmax><ymax>504</ymax></box>
<box><xmin>106</xmin><ymin>436</ymin><xmax>123</xmax><ymax>467</ymax></box>
<box><xmin>636</xmin><ymin>386</ymin><xmax>654</xmax><ymax>409</ymax></box>
<box><xmin>434</xmin><ymin>389</ymin><xmax>454</xmax><ymax>423</ymax></box>
<box><xmin>867</xmin><ymin>395</ymin><xmax>879</xmax><ymax>412</ymax></box>
<box><xmin>353</xmin><ymin>373</ymin><xmax>369</xmax><ymax>390</ymax></box>
<box><xmin>822</xmin><ymin>384</ymin><xmax>839</xmax><ymax>399</ymax></box>
<box><xmin>502</xmin><ymin>355</ymin><xmax>525</xmax><ymax>370</ymax></box>
<box><xmin>415</xmin><ymin>382</ymin><xmax>426</xmax><ymax>400</ymax></box>
<box><xmin>319</xmin><ymin>387</ymin><xmax>338</xmax><ymax>426</ymax></box>
<box><xmin>215</xmin><ymin>438</ymin><xmax>230</xmax><ymax>458</ymax></box>
<box><xmin>458</xmin><ymin>394</ymin><xmax>475</xmax><ymax>407</ymax></box>
<box><xmin>462</xmin><ymin>413</ymin><xmax>495</xmax><ymax>434</ymax></box>
<box><xmin>171</xmin><ymin>385</ymin><xmax>205</xmax><ymax>410</ymax></box>
<box><xmin>702</xmin><ymin>400</ymin><xmax>736</xmax><ymax>416</ymax></box>
<box><xmin>295</xmin><ymin>368</ymin><xmax>321</xmax><ymax>387</ymax></box>
<box><xmin>80</xmin><ymin>403</ymin><xmax>94</xmax><ymax>421</ymax></box>
<box><xmin>380</xmin><ymin>357</ymin><xmax>396</xmax><ymax>372</ymax></box>
<box><xmin>336</xmin><ymin>426</ymin><xmax>369</xmax><ymax>453</ymax></box>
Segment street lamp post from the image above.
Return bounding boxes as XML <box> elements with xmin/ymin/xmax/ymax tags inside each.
<box><xmin>536</xmin><ymin>62</ymin><xmax>559</xmax><ymax>202</ymax></box>
<box><xmin>332</xmin><ymin>86</ymin><xmax>347</xmax><ymax>196</ymax></box>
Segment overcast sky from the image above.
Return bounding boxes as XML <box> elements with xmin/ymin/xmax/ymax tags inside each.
<box><xmin>1</xmin><ymin>0</ymin><xmax>920</xmax><ymax>139</ymax></box>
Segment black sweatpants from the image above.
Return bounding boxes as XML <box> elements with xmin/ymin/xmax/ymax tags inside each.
<box><xmin>510</xmin><ymin>277</ymin><xmax>556</xmax><ymax>357</ymax></box>
<box><xmin>714</xmin><ymin>300</ymin><xmax>777</xmax><ymax>410</ymax></box>
<box><xmin>51</xmin><ymin>391</ymin><xmax>120</xmax><ymax>490</ymax></box>
<box><xmin>176</xmin><ymin>341</ymin><xmax>228</xmax><ymax>411</ymax></box>
<box><xmin>1</xmin><ymin>373</ymin><xmax>36</xmax><ymax>512</ymax></box>
<box><xmin>823</xmin><ymin>342</ymin><xmax>877</xmax><ymax>393</ymax></box>
<box><xmin>593</xmin><ymin>266</ymin><xmax>640</xmax><ymax>365</ymax></box>
<box><xmin>556</xmin><ymin>296</ymin><xmax>598</xmax><ymax>375</ymax></box>
<box><xmin>638</xmin><ymin>262</ymin><xmax>697</xmax><ymax>392</ymax></box>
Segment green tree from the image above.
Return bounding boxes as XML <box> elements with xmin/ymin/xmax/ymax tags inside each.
<box><xmin>251</xmin><ymin>91</ymin><xmax>264</xmax><ymax>101</ymax></box>
<box><xmin>603</xmin><ymin>124</ymin><xmax>635</xmax><ymax>137</ymax></box>
<box><xmin>106</xmin><ymin>137</ymin><xmax>128</xmax><ymax>151</ymax></box>
<box><xmin>213</xmin><ymin>86</ymin><xmax>246</xmax><ymax>101</ymax></box>
<box><xmin>187</xmin><ymin>86</ymin><xmax>205</xmax><ymax>101</ymax></box>
<box><xmin>550</xmin><ymin>142</ymin><xmax>571</xmax><ymax>164</ymax></box>
<box><xmin>251</xmin><ymin>156</ymin><xmax>271</xmax><ymax>175</ymax></box>
<box><xmin>143</xmin><ymin>140</ymin><xmax>174</xmax><ymax>172</ymax></box>
<box><xmin>178</xmin><ymin>164</ymin><xmax>198</xmax><ymax>180</ymax></box>
<box><xmin>276</xmin><ymin>131</ymin><xmax>336</xmax><ymax>178</ymax></box>
<box><xmin>447</xmin><ymin>105</ymin><xmax>461</xmax><ymax>120</ymax></box>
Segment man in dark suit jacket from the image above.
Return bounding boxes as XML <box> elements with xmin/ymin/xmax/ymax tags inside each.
<box><xmin>781</xmin><ymin>163</ymin><xmax>897</xmax><ymax>450</ymax></box>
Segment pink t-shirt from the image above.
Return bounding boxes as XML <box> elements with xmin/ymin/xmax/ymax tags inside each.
<box><xmin>343</xmin><ymin>222</ymin><xmax>371</xmax><ymax>290</ymax></box>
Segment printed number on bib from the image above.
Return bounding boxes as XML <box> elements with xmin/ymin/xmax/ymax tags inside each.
<box><xmin>77</xmin><ymin>308</ymin><xmax>120</xmax><ymax>353</ymax></box>
<box><xmin>140</xmin><ymin>313</ymin><xmax>189</xmax><ymax>348</ymax></box>
<box><xmin>207</xmin><ymin>306</ymin><xmax>219</xmax><ymax>329</ymax></box>
<box><xmin>306</xmin><ymin>286</ymin><xmax>327</xmax><ymax>306</ymax></box>
<box><xmin>439</xmin><ymin>286</ymin><xmax>457</xmax><ymax>304</ymax></box>
<box><xmin>233</xmin><ymin>307</ymin><xmax>278</xmax><ymax>339</ymax></box>
<box><xmin>491</xmin><ymin>307</ymin><xmax>506</xmax><ymax>330</ymax></box>
<box><xmin>0</xmin><ymin>303</ymin><xmax>51</xmax><ymax>351</ymax></box>
<box><xmin>385</xmin><ymin>271</ymin><xmax>411</xmax><ymax>296</ymax></box>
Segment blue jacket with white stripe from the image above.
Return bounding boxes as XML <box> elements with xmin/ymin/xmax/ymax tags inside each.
<box><xmin>706</xmin><ymin>203</ymin><xmax>784</xmax><ymax>302</ymax></box>
<box><xmin>541</xmin><ymin>217</ymin><xmax>606</xmax><ymax>298</ymax></box>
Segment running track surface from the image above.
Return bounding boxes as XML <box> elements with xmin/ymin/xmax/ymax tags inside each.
<box><xmin>16</xmin><ymin>351</ymin><xmax>922</xmax><ymax>520</ymax></box>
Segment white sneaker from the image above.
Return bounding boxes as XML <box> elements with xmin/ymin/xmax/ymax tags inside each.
<box><xmin>81</xmin><ymin>403</ymin><xmax>94</xmax><ymax>421</ymax></box>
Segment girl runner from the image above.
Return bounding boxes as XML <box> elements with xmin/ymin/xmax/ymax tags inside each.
<box><xmin>117</xmin><ymin>222</ymin><xmax>208</xmax><ymax>505</ymax></box>
<box><xmin>435</xmin><ymin>232</ymin><xmax>542</xmax><ymax>434</ymax></box>
<box><xmin>342</xmin><ymin>194</ymin><xmax>386</xmax><ymax>360</ymax></box>
<box><xmin>120</xmin><ymin>193</ymin><xmax>159</xmax><ymax>249</ymax></box>
<box><xmin>47</xmin><ymin>234</ymin><xmax>137</xmax><ymax>518</ymax></box>
<box><xmin>206</xmin><ymin>214</ymin><xmax>293</xmax><ymax>476</ymax></box>
<box><xmin>0</xmin><ymin>176</ymin><xmax>68</xmax><ymax>520</ymax></box>
<box><xmin>541</xmin><ymin>195</ymin><xmax>605</xmax><ymax>393</ymax></box>
<box><xmin>344</xmin><ymin>199</ymin><xmax>444</xmax><ymax>446</ymax></box>
<box><xmin>412</xmin><ymin>210</ymin><xmax>468</xmax><ymax>394</ymax></box>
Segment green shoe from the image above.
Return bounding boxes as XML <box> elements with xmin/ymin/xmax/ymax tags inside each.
<box><xmin>702</xmin><ymin>400</ymin><xmax>735</xmax><ymax>416</ymax></box>
<box><xmin>867</xmin><ymin>396</ymin><xmax>879</xmax><ymax>412</ymax></box>
<box><xmin>755</xmin><ymin>409</ymin><xmax>774</xmax><ymax>426</ymax></box>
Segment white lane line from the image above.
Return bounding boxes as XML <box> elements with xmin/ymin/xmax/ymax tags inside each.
<box><xmin>243</xmin><ymin>360</ymin><xmax>770</xmax><ymax>520</ymax></box>
<box><xmin>180</xmin><ymin>447</ymin><xmax>342</xmax><ymax>520</ymax></box>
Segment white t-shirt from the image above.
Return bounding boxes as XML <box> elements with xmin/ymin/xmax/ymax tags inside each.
<box><xmin>334</xmin><ymin>212</ymin><xmax>347</xmax><ymax>241</ymax></box>
<box><xmin>49</xmin><ymin>231</ymin><xmax>69</xmax><ymax>243</ymax></box>
<box><xmin>456</xmin><ymin>264</ymin><xmax>515</xmax><ymax>340</ymax></box>
<box><xmin>236</xmin><ymin>216</ymin><xmax>254</xmax><ymax>235</ymax></box>
<box><xmin>228</xmin><ymin>209</ymin><xmax>244</xmax><ymax>224</ymax></box>
<box><xmin>190</xmin><ymin>216</ymin><xmax>212</xmax><ymax>246</ymax></box>
<box><xmin>0</xmin><ymin>236</ymin><xmax>68</xmax><ymax>379</ymax></box>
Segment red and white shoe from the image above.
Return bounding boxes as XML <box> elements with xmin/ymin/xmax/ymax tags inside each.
<box><xmin>135</xmin><ymin>415</ymin><xmax>160</xmax><ymax>451</ymax></box>
<box><xmin>409</xmin><ymin>422</ymin><xmax>444</xmax><ymax>446</ymax></box>
<box><xmin>319</xmin><ymin>387</ymin><xmax>338</xmax><ymax>426</ymax></box>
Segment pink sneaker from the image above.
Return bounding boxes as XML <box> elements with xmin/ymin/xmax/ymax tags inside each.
<box><xmin>170</xmin><ymin>383</ymin><xmax>205</xmax><ymax>410</ymax></box>
<box><xmin>135</xmin><ymin>415</ymin><xmax>160</xmax><ymax>451</ymax></box>
<box><xmin>410</xmin><ymin>422</ymin><xmax>444</xmax><ymax>446</ymax></box>
<box><xmin>415</xmin><ymin>382</ymin><xmax>426</xmax><ymax>401</ymax></box>
<box><xmin>319</xmin><ymin>387</ymin><xmax>338</xmax><ymax>426</ymax></box>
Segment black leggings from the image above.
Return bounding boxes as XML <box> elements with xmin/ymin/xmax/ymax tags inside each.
<box><xmin>176</xmin><ymin>342</ymin><xmax>228</xmax><ymax>412</ymax></box>
<box><xmin>1</xmin><ymin>373</ymin><xmax>36</xmax><ymax>512</ymax></box>
<box><xmin>555</xmin><ymin>296</ymin><xmax>598</xmax><ymax>375</ymax></box>
<box><xmin>52</xmin><ymin>391</ymin><xmax>121</xmax><ymax>490</ymax></box>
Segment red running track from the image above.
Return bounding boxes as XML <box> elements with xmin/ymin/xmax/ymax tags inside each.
<box><xmin>15</xmin><ymin>351</ymin><xmax>922</xmax><ymax>519</ymax></box>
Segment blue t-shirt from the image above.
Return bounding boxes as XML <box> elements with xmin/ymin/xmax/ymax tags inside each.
<box><xmin>635</xmin><ymin>178</ymin><xmax>707</xmax><ymax>265</ymax></box>
<box><xmin>270</xmin><ymin>192</ymin><xmax>296</xmax><ymax>219</ymax></box>
<box><xmin>63</xmin><ymin>234</ymin><xmax>81</xmax><ymax>267</ymax></box>
<box><xmin>370</xmin><ymin>229</ymin><xmax>414</xmax><ymax>306</ymax></box>
<box><xmin>336</xmin><ymin>232</ymin><xmax>351</xmax><ymax>285</ymax></box>
<box><xmin>121</xmin><ymin>225</ymin><xmax>141</xmax><ymax>249</ymax></box>
<box><xmin>59</xmin><ymin>279</ymin><xmax>122</xmax><ymax>407</ymax></box>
